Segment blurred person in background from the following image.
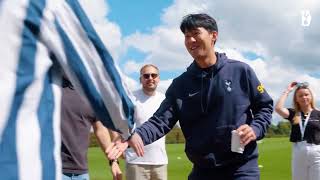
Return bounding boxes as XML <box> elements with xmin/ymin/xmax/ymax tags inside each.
<box><xmin>61</xmin><ymin>76</ymin><xmax>122</xmax><ymax>180</ymax></box>
<box><xmin>125</xmin><ymin>64</ymin><xmax>168</xmax><ymax>180</ymax></box>
<box><xmin>275</xmin><ymin>81</ymin><xmax>320</xmax><ymax>180</ymax></box>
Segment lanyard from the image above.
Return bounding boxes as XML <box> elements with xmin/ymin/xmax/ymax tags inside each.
<box><xmin>299</xmin><ymin>112</ymin><xmax>311</xmax><ymax>139</ymax></box>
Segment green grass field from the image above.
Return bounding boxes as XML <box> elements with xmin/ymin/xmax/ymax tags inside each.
<box><xmin>88</xmin><ymin>137</ymin><xmax>292</xmax><ymax>180</ymax></box>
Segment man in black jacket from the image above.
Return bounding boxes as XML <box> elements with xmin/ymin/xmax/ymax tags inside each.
<box><xmin>108</xmin><ymin>13</ymin><xmax>273</xmax><ymax>180</ymax></box>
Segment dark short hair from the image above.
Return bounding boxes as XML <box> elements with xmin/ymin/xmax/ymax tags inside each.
<box><xmin>180</xmin><ymin>13</ymin><xmax>218</xmax><ymax>34</ymax></box>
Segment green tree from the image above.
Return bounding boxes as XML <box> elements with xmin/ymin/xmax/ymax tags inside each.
<box><xmin>277</xmin><ymin>121</ymin><xmax>291</xmax><ymax>136</ymax></box>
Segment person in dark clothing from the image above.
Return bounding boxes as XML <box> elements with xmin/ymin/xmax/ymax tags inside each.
<box><xmin>61</xmin><ymin>77</ymin><xmax>122</xmax><ymax>180</ymax></box>
<box><xmin>275</xmin><ymin>82</ymin><xmax>320</xmax><ymax>180</ymax></box>
<box><xmin>107</xmin><ymin>13</ymin><xmax>273</xmax><ymax>180</ymax></box>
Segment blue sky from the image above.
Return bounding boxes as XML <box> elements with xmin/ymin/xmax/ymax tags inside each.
<box><xmin>106</xmin><ymin>0</ymin><xmax>179</xmax><ymax>81</ymax></box>
<box><xmin>105</xmin><ymin>0</ymin><xmax>270</xmax><ymax>81</ymax></box>
<box><xmin>107</xmin><ymin>0</ymin><xmax>173</xmax><ymax>36</ymax></box>
<box><xmin>82</xmin><ymin>0</ymin><xmax>320</xmax><ymax>124</ymax></box>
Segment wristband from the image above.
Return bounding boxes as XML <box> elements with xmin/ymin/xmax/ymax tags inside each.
<box><xmin>127</xmin><ymin>131</ymin><xmax>135</xmax><ymax>141</ymax></box>
<box><xmin>109</xmin><ymin>159</ymin><xmax>119</xmax><ymax>166</ymax></box>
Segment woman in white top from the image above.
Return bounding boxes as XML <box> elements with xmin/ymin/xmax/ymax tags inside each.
<box><xmin>275</xmin><ymin>81</ymin><xmax>320</xmax><ymax>180</ymax></box>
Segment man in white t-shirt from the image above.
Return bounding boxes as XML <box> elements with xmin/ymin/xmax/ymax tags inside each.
<box><xmin>125</xmin><ymin>64</ymin><xmax>168</xmax><ymax>180</ymax></box>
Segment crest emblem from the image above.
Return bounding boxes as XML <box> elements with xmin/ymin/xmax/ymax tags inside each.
<box><xmin>257</xmin><ymin>84</ymin><xmax>265</xmax><ymax>93</ymax></box>
<box><xmin>301</xmin><ymin>10</ymin><xmax>311</xmax><ymax>27</ymax></box>
<box><xmin>225</xmin><ymin>80</ymin><xmax>232</xmax><ymax>92</ymax></box>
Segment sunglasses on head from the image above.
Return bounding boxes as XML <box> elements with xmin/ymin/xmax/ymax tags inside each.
<box><xmin>296</xmin><ymin>82</ymin><xmax>309</xmax><ymax>88</ymax></box>
<box><xmin>142</xmin><ymin>73</ymin><xmax>158</xmax><ymax>79</ymax></box>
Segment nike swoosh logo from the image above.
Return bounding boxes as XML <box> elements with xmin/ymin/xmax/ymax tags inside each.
<box><xmin>188</xmin><ymin>92</ymin><xmax>199</xmax><ymax>97</ymax></box>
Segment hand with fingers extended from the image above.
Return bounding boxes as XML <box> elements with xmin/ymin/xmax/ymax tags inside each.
<box><xmin>106</xmin><ymin>140</ymin><xmax>128</xmax><ymax>160</ymax></box>
<box><xmin>286</xmin><ymin>81</ymin><xmax>297</xmax><ymax>93</ymax></box>
<box><xmin>236</xmin><ymin>124</ymin><xmax>257</xmax><ymax>146</ymax></box>
<box><xmin>106</xmin><ymin>132</ymin><xmax>145</xmax><ymax>160</ymax></box>
<box><xmin>127</xmin><ymin>132</ymin><xmax>144</xmax><ymax>157</ymax></box>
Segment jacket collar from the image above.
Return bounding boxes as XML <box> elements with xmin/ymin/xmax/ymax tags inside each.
<box><xmin>186</xmin><ymin>52</ymin><xmax>228</xmax><ymax>78</ymax></box>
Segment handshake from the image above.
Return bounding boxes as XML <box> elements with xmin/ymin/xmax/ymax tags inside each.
<box><xmin>106</xmin><ymin>124</ymin><xmax>257</xmax><ymax>160</ymax></box>
<box><xmin>106</xmin><ymin>132</ymin><xmax>145</xmax><ymax>160</ymax></box>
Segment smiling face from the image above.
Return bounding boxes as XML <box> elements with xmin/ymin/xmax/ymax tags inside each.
<box><xmin>184</xmin><ymin>27</ymin><xmax>217</xmax><ymax>61</ymax></box>
<box><xmin>294</xmin><ymin>88</ymin><xmax>314</xmax><ymax>109</ymax></box>
<box><xmin>140</xmin><ymin>65</ymin><xmax>159</xmax><ymax>94</ymax></box>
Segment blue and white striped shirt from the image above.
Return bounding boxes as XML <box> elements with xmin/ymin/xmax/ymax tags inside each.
<box><xmin>0</xmin><ymin>0</ymin><xmax>135</xmax><ymax>179</ymax></box>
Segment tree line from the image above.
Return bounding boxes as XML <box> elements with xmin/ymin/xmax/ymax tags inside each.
<box><xmin>89</xmin><ymin>121</ymin><xmax>291</xmax><ymax>146</ymax></box>
<box><xmin>265</xmin><ymin>121</ymin><xmax>291</xmax><ymax>138</ymax></box>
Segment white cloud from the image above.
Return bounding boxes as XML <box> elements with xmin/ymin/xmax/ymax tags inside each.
<box><xmin>118</xmin><ymin>0</ymin><xmax>320</xmax><ymax>124</ymax></box>
<box><xmin>78</xmin><ymin>0</ymin><xmax>141</xmax><ymax>92</ymax></box>
<box><xmin>122</xmin><ymin>75</ymin><xmax>140</xmax><ymax>92</ymax></box>
<box><xmin>123</xmin><ymin>27</ymin><xmax>189</xmax><ymax>71</ymax></box>
<box><xmin>78</xmin><ymin>0</ymin><xmax>109</xmax><ymax>19</ymax></box>
<box><xmin>123</xmin><ymin>60</ymin><xmax>143</xmax><ymax>74</ymax></box>
<box><xmin>82</xmin><ymin>0</ymin><xmax>320</xmax><ymax>124</ymax></box>
<box><xmin>122</xmin><ymin>0</ymin><xmax>320</xmax><ymax>75</ymax></box>
<box><xmin>161</xmin><ymin>0</ymin><xmax>216</xmax><ymax>27</ymax></box>
<box><xmin>79</xmin><ymin>0</ymin><xmax>123</xmax><ymax>61</ymax></box>
<box><xmin>158</xmin><ymin>79</ymin><xmax>173</xmax><ymax>94</ymax></box>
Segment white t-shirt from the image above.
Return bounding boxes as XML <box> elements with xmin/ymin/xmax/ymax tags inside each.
<box><xmin>125</xmin><ymin>89</ymin><xmax>168</xmax><ymax>165</ymax></box>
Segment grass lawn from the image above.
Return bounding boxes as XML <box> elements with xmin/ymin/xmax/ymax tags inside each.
<box><xmin>88</xmin><ymin>137</ymin><xmax>292</xmax><ymax>180</ymax></box>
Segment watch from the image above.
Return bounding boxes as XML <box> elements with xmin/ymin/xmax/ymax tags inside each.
<box><xmin>109</xmin><ymin>159</ymin><xmax>119</xmax><ymax>166</ymax></box>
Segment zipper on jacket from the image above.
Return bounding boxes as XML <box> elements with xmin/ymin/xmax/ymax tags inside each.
<box><xmin>201</xmin><ymin>70</ymin><xmax>216</xmax><ymax>114</ymax></box>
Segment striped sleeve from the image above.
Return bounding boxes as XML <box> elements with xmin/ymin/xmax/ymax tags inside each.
<box><xmin>41</xmin><ymin>0</ymin><xmax>135</xmax><ymax>139</ymax></box>
<box><xmin>0</xmin><ymin>1</ymin><xmax>135</xmax><ymax>179</ymax></box>
<box><xmin>0</xmin><ymin>1</ymin><xmax>62</xmax><ymax>179</ymax></box>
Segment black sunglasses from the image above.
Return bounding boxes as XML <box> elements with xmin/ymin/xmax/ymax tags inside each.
<box><xmin>296</xmin><ymin>82</ymin><xmax>309</xmax><ymax>88</ymax></box>
<box><xmin>142</xmin><ymin>73</ymin><xmax>158</xmax><ymax>79</ymax></box>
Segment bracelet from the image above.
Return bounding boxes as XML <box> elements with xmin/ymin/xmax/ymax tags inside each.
<box><xmin>127</xmin><ymin>131</ymin><xmax>136</xmax><ymax>141</ymax></box>
<box><xmin>109</xmin><ymin>159</ymin><xmax>119</xmax><ymax>166</ymax></box>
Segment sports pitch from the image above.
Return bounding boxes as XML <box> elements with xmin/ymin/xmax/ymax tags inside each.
<box><xmin>88</xmin><ymin>137</ymin><xmax>292</xmax><ymax>180</ymax></box>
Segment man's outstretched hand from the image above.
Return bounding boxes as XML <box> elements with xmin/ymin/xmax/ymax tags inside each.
<box><xmin>106</xmin><ymin>132</ymin><xmax>145</xmax><ymax>160</ymax></box>
<box><xmin>106</xmin><ymin>140</ymin><xmax>128</xmax><ymax>160</ymax></box>
<box><xmin>127</xmin><ymin>132</ymin><xmax>144</xmax><ymax>157</ymax></box>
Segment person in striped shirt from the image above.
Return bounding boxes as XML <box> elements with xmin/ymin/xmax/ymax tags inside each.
<box><xmin>0</xmin><ymin>0</ymin><xmax>141</xmax><ymax>179</ymax></box>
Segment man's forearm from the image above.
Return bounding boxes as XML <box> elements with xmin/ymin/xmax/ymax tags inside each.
<box><xmin>93</xmin><ymin>121</ymin><xmax>112</xmax><ymax>153</ymax></box>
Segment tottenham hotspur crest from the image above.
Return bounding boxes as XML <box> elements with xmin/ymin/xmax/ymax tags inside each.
<box><xmin>301</xmin><ymin>10</ymin><xmax>311</xmax><ymax>27</ymax></box>
<box><xmin>225</xmin><ymin>80</ymin><xmax>232</xmax><ymax>92</ymax></box>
